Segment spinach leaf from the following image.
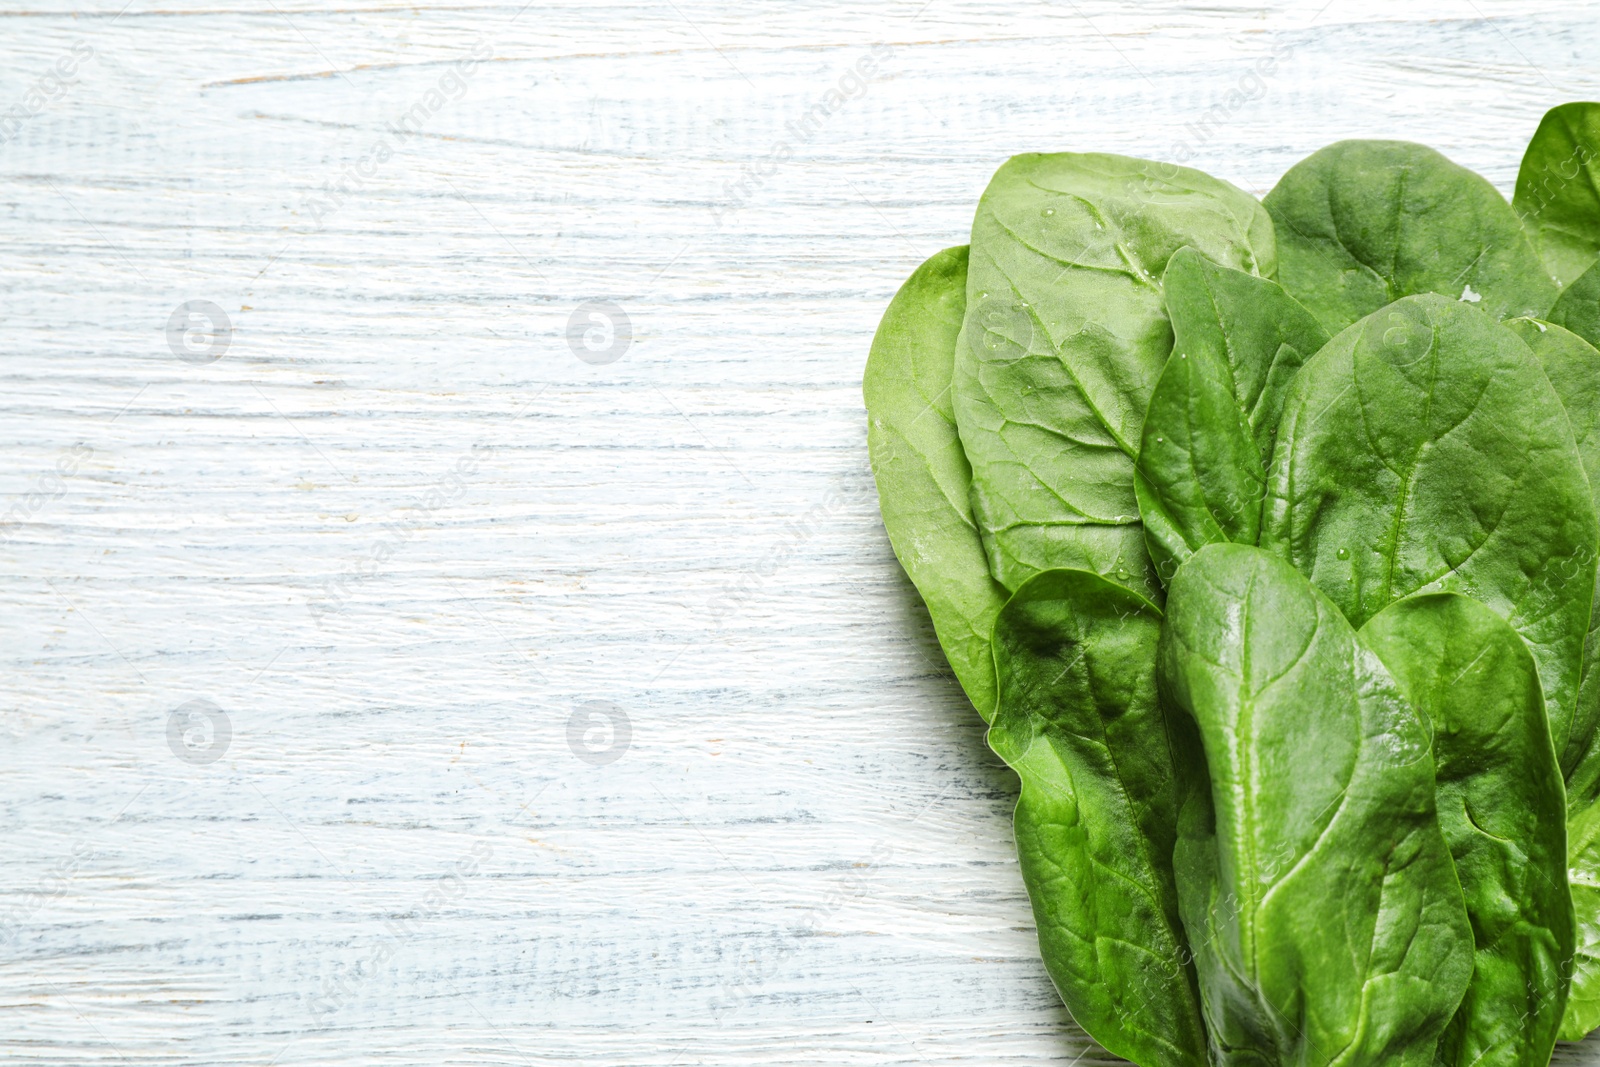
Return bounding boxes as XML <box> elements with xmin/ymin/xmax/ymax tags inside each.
<box><xmin>1564</xmin><ymin>800</ymin><xmax>1600</xmax><ymax>1041</ymax></box>
<box><xmin>953</xmin><ymin>152</ymin><xmax>1276</xmax><ymax>598</ymax></box>
<box><xmin>1362</xmin><ymin>593</ymin><xmax>1573</xmax><ymax>1067</ymax></box>
<box><xmin>1506</xmin><ymin>317</ymin><xmax>1600</xmax><ymax>507</ymax></box>
<box><xmin>1508</xmin><ymin>316</ymin><xmax>1600</xmax><ymax>1047</ymax></box>
<box><xmin>1159</xmin><ymin>543</ymin><xmax>1473</xmax><ymax>1067</ymax></box>
<box><xmin>865</xmin><ymin>245</ymin><xmax>1010</xmax><ymax>718</ymax></box>
<box><xmin>990</xmin><ymin>567</ymin><xmax>1207</xmax><ymax>1067</ymax></box>
<box><xmin>1134</xmin><ymin>246</ymin><xmax>1328</xmax><ymax>582</ymax></box>
<box><xmin>1263</xmin><ymin>140</ymin><xmax>1555</xmax><ymax>333</ymax></box>
<box><xmin>1506</xmin><ymin>316</ymin><xmax>1600</xmax><ymax>812</ymax></box>
<box><xmin>1514</xmin><ymin>102</ymin><xmax>1600</xmax><ymax>288</ymax></box>
<box><xmin>1548</xmin><ymin>257</ymin><xmax>1600</xmax><ymax>351</ymax></box>
<box><xmin>1260</xmin><ymin>294</ymin><xmax>1599</xmax><ymax>782</ymax></box>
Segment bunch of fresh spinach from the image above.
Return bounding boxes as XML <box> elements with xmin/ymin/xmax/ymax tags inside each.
<box><xmin>865</xmin><ymin>102</ymin><xmax>1600</xmax><ymax>1066</ymax></box>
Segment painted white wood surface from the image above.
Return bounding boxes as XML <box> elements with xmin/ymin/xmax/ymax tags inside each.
<box><xmin>3</xmin><ymin>1</ymin><xmax>1600</xmax><ymax>1062</ymax></box>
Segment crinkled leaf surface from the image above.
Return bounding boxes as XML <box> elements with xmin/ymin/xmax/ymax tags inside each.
<box><xmin>1362</xmin><ymin>593</ymin><xmax>1572</xmax><ymax>1067</ymax></box>
<box><xmin>1263</xmin><ymin>140</ymin><xmax>1555</xmax><ymax>333</ymax></box>
<box><xmin>1260</xmin><ymin>294</ymin><xmax>1599</xmax><ymax>781</ymax></box>
<box><xmin>1134</xmin><ymin>246</ymin><xmax>1328</xmax><ymax>582</ymax></box>
<box><xmin>1549</xmin><ymin>257</ymin><xmax>1600</xmax><ymax>351</ymax></box>
<box><xmin>1159</xmin><ymin>543</ymin><xmax>1474</xmax><ymax>1067</ymax></box>
<box><xmin>989</xmin><ymin>568</ymin><xmax>1207</xmax><ymax>1067</ymax></box>
<box><xmin>1514</xmin><ymin>102</ymin><xmax>1600</xmax><ymax>288</ymax></box>
<box><xmin>865</xmin><ymin>245</ymin><xmax>1009</xmax><ymax>718</ymax></box>
<box><xmin>953</xmin><ymin>152</ymin><xmax>1275</xmax><ymax>598</ymax></box>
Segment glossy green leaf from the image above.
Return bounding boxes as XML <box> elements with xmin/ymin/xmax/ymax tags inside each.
<box><xmin>865</xmin><ymin>245</ymin><xmax>1010</xmax><ymax>718</ymax></box>
<box><xmin>1513</xmin><ymin>102</ymin><xmax>1600</xmax><ymax>288</ymax></box>
<box><xmin>1260</xmin><ymin>294</ymin><xmax>1599</xmax><ymax>781</ymax></box>
<box><xmin>1263</xmin><ymin>140</ymin><xmax>1555</xmax><ymax>333</ymax></box>
<box><xmin>1548</xmin><ymin>257</ymin><xmax>1600</xmax><ymax>351</ymax></box>
<box><xmin>1509</xmin><ymin>316</ymin><xmax>1600</xmax><ymax>1049</ymax></box>
<box><xmin>1506</xmin><ymin>317</ymin><xmax>1600</xmax><ymax>504</ymax></box>
<box><xmin>1362</xmin><ymin>593</ymin><xmax>1573</xmax><ymax>1067</ymax></box>
<box><xmin>1563</xmin><ymin>800</ymin><xmax>1600</xmax><ymax>1041</ymax></box>
<box><xmin>1134</xmin><ymin>246</ymin><xmax>1329</xmax><ymax>582</ymax></box>
<box><xmin>989</xmin><ymin>568</ymin><xmax>1207</xmax><ymax>1067</ymax></box>
<box><xmin>1159</xmin><ymin>543</ymin><xmax>1473</xmax><ymax>1067</ymax></box>
<box><xmin>953</xmin><ymin>152</ymin><xmax>1276</xmax><ymax>598</ymax></box>
<box><xmin>1505</xmin><ymin>316</ymin><xmax>1600</xmax><ymax>812</ymax></box>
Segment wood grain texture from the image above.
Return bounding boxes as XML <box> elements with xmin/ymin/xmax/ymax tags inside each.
<box><xmin>2</xmin><ymin>0</ymin><xmax>1599</xmax><ymax>1062</ymax></box>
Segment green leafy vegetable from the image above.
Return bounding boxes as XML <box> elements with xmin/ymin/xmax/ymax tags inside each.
<box><xmin>1362</xmin><ymin>593</ymin><xmax>1573</xmax><ymax>1067</ymax></box>
<box><xmin>1548</xmin><ymin>258</ymin><xmax>1600</xmax><ymax>351</ymax></box>
<box><xmin>865</xmin><ymin>245</ymin><xmax>1010</xmax><ymax>717</ymax></box>
<box><xmin>1260</xmin><ymin>294</ymin><xmax>1599</xmax><ymax>780</ymax></box>
<box><xmin>1134</xmin><ymin>246</ymin><xmax>1328</xmax><ymax>581</ymax></box>
<box><xmin>1263</xmin><ymin>140</ymin><xmax>1555</xmax><ymax>332</ymax></box>
<box><xmin>1507</xmin><ymin>317</ymin><xmax>1600</xmax><ymax>1049</ymax></box>
<box><xmin>990</xmin><ymin>568</ymin><xmax>1206</xmax><ymax>1067</ymax></box>
<box><xmin>1514</xmin><ymin>102</ymin><xmax>1600</xmax><ymax>288</ymax></box>
<box><xmin>1505</xmin><ymin>316</ymin><xmax>1600</xmax><ymax>812</ymax></box>
<box><xmin>952</xmin><ymin>152</ymin><xmax>1275</xmax><ymax>598</ymax></box>
<box><xmin>1507</xmin><ymin>317</ymin><xmax>1600</xmax><ymax>512</ymax></box>
<box><xmin>1159</xmin><ymin>543</ymin><xmax>1473</xmax><ymax>1067</ymax></box>
<box><xmin>867</xmin><ymin>113</ymin><xmax>1600</xmax><ymax>1059</ymax></box>
<box><xmin>1564</xmin><ymin>801</ymin><xmax>1600</xmax><ymax>1041</ymax></box>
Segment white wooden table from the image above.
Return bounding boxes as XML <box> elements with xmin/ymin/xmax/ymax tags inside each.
<box><xmin>4</xmin><ymin>1</ymin><xmax>1600</xmax><ymax>1062</ymax></box>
